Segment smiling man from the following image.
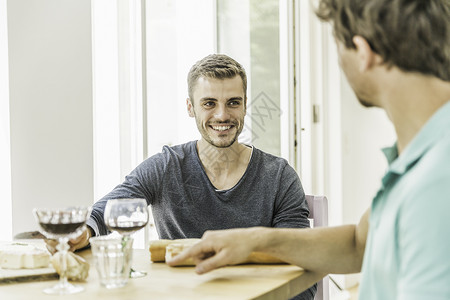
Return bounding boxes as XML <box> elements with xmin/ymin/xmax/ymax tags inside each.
<box><xmin>186</xmin><ymin>69</ymin><xmax>251</xmax><ymax>191</ymax></box>
<box><xmin>54</xmin><ymin>54</ymin><xmax>315</xmax><ymax>300</ymax></box>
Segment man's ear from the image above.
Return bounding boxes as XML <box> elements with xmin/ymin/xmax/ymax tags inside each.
<box><xmin>187</xmin><ymin>98</ymin><xmax>195</xmax><ymax>117</ymax></box>
<box><xmin>352</xmin><ymin>36</ymin><xmax>382</xmax><ymax>72</ymax></box>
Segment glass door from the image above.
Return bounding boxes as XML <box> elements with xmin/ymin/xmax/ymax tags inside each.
<box><xmin>217</xmin><ymin>0</ymin><xmax>287</xmax><ymax>159</ymax></box>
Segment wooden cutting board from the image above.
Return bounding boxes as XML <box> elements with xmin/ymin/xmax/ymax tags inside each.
<box><xmin>0</xmin><ymin>241</ymin><xmax>58</xmax><ymax>283</ymax></box>
<box><xmin>0</xmin><ymin>266</ymin><xmax>58</xmax><ymax>283</ymax></box>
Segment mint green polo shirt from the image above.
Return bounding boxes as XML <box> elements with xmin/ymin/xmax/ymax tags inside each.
<box><xmin>358</xmin><ymin>101</ymin><xmax>450</xmax><ymax>300</ymax></box>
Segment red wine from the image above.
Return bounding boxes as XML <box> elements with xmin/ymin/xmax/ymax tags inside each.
<box><xmin>107</xmin><ymin>221</ymin><xmax>147</xmax><ymax>235</ymax></box>
<box><xmin>39</xmin><ymin>222</ymin><xmax>84</xmax><ymax>235</ymax></box>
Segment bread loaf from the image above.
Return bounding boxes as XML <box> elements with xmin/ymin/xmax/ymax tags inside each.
<box><xmin>165</xmin><ymin>243</ymin><xmax>195</xmax><ymax>266</ymax></box>
<box><xmin>149</xmin><ymin>239</ymin><xmax>285</xmax><ymax>266</ymax></box>
<box><xmin>149</xmin><ymin>239</ymin><xmax>200</xmax><ymax>262</ymax></box>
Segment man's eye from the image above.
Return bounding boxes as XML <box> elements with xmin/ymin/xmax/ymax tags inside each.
<box><xmin>228</xmin><ymin>101</ymin><xmax>241</xmax><ymax>106</ymax></box>
<box><xmin>203</xmin><ymin>102</ymin><xmax>215</xmax><ymax>107</ymax></box>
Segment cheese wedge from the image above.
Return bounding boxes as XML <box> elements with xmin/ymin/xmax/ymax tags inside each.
<box><xmin>0</xmin><ymin>243</ymin><xmax>50</xmax><ymax>269</ymax></box>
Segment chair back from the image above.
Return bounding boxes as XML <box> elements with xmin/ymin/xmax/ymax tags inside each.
<box><xmin>305</xmin><ymin>195</ymin><xmax>329</xmax><ymax>300</ymax></box>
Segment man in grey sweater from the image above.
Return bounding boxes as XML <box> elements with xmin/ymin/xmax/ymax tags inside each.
<box><xmin>49</xmin><ymin>54</ymin><xmax>315</xmax><ymax>299</ymax></box>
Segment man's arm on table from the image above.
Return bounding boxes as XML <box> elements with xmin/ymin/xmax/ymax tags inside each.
<box><xmin>168</xmin><ymin>208</ymin><xmax>370</xmax><ymax>275</ymax></box>
<box><xmin>45</xmin><ymin>226</ymin><xmax>94</xmax><ymax>254</ymax></box>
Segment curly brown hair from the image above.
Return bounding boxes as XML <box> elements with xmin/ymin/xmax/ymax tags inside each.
<box><xmin>316</xmin><ymin>0</ymin><xmax>450</xmax><ymax>81</ymax></box>
<box><xmin>187</xmin><ymin>54</ymin><xmax>247</xmax><ymax>103</ymax></box>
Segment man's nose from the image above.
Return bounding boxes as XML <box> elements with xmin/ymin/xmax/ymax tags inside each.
<box><xmin>214</xmin><ymin>104</ymin><xmax>231</xmax><ymax>120</ymax></box>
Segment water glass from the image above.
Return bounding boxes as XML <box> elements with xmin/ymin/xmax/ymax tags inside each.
<box><xmin>90</xmin><ymin>236</ymin><xmax>134</xmax><ymax>289</ymax></box>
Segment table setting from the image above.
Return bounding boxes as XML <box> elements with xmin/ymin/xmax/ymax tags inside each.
<box><xmin>0</xmin><ymin>199</ymin><xmax>307</xmax><ymax>300</ymax></box>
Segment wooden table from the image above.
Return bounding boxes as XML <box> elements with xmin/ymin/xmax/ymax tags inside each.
<box><xmin>0</xmin><ymin>246</ymin><xmax>310</xmax><ymax>300</ymax></box>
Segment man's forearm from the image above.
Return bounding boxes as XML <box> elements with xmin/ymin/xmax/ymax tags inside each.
<box><xmin>253</xmin><ymin>225</ymin><xmax>365</xmax><ymax>274</ymax></box>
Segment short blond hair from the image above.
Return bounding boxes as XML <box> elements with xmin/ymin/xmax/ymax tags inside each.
<box><xmin>187</xmin><ymin>54</ymin><xmax>247</xmax><ymax>102</ymax></box>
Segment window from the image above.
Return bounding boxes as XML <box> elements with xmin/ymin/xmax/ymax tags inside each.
<box><xmin>218</xmin><ymin>0</ymin><xmax>284</xmax><ymax>157</ymax></box>
<box><xmin>145</xmin><ymin>0</ymin><xmax>216</xmax><ymax>157</ymax></box>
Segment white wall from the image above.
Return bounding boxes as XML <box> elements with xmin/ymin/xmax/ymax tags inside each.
<box><xmin>7</xmin><ymin>0</ymin><xmax>94</xmax><ymax>236</ymax></box>
<box><xmin>339</xmin><ymin>79</ymin><xmax>395</xmax><ymax>225</ymax></box>
<box><xmin>0</xmin><ymin>0</ymin><xmax>12</xmax><ymax>241</ymax></box>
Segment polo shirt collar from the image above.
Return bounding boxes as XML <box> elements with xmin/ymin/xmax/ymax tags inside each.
<box><xmin>383</xmin><ymin>100</ymin><xmax>450</xmax><ymax>177</ymax></box>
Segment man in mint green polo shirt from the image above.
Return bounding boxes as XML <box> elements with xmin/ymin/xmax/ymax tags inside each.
<box><xmin>169</xmin><ymin>0</ymin><xmax>450</xmax><ymax>299</ymax></box>
<box><xmin>360</xmin><ymin>101</ymin><xmax>450</xmax><ymax>299</ymax></box>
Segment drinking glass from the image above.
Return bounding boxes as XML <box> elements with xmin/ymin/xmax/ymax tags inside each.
<box><xmin>33</xmin><ymin>206</ymin><xmax>91</xmax><ymax>294</ymax></box>
<box><xmin>104</xmin><ymin>198</ymin><xmax>149</xmax><ymax>278</ymax></box>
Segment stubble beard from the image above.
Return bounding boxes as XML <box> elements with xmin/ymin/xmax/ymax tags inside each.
<box><xmin>196</xmin><ymin>117</ymin><xmax>244</xmax><ymax>148</ymax></box>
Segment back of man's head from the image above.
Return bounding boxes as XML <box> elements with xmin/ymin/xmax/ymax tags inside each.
<box><xmin>316</xmin><ymin>0</ymin><xmax>450</xmax><ymax>81</ymax></box>
<box><xmin>187</xmin><ymin>54</ymin><xmax>247</xmax><ymax>102</ymax></box>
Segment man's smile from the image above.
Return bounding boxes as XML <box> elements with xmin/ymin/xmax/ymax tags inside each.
<box><xmin>210</xmin><ymin>124</ymin><xmax>234</xmax><ymax>132</ymax></box>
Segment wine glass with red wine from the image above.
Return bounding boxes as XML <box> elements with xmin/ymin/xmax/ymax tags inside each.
<box><xmin>104</xmin><ymin>198</ymin><xmax>149</xmax><ymax>278</ymax></box>
<box><xmin>33</xmin><ymin>206</ymin><xmax>91</xmax><ymax>294</ymax></box>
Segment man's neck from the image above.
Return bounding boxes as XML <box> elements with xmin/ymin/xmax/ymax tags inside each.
<box><xmin>196</xmin><ymin>139</ymin><xmax>252</xmax><ymax>190</ymax></box>
<box><xmin>379</xmin><ymin>70</ymin><xmax>450</xmax><ymax>154</ymax></box>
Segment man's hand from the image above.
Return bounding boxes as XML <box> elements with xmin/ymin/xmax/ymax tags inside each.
<box><xmin>167</xmin><ymin>228</ymin><xmax>258</xmax><ymax>274</ymax></box>
<box><xmin>45</xmin><ymin>226</ymin><xmax>92</xmax><ymax>254</ymax></box>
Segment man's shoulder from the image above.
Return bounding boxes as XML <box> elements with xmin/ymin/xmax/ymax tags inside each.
<box><xmin>409</xmin><ymin>132</ymin><xmax>450</xmax><ymax>184</ymax></box>
<box><xmin>162</xmin><ymin>141</ymin><xmax>196</xmax><ymax>154</ymax></box>
<box><xmin>140</xmin><ymin>141</ymin><xmax>197</xmax><ymax>168</ymax></box>
<box><xmin>250</xmin><ymin>146</ymin><xmax>296</xmax><ymax>175</ymax></box>
<box><xmin>153</xmin><ymin>141</ymin><xmax>197</xmax><ymax>160</ymax></box>
<box><xmin>252</xmin><ymin>146</ymin><xmax>289</xmax><ymax>165</ymax></box>
<box><xmin>395</xmin><ymin>133</ymin><xmax>450</xmax><ymax>208</ymax></box>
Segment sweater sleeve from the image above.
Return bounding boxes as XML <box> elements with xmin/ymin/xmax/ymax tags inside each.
<box><xmin>87</xmin><ymin>149</ymin><xmax>168</xmax><ymax>236</ymax></box>
<box><xmin>272</xmin><ymin>164</ymin><xmax>310</xmax><ymax>229</ymax></box>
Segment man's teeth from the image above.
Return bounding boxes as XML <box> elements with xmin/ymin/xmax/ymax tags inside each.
<box><xmin>212</xmin><ymin>125</ymin><xmax>231</xmax><ymax>131</ymax></box>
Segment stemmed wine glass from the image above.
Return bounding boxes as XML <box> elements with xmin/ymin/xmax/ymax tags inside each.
<box><xmin>104</xmin><ymin>198</ymin><xmax>149</xmax><ymax>278</ymax></box>
<box><xmin>33</xmin><ymin>206</ymin><xmax>91</xmax><ymax>294</ymax></box>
